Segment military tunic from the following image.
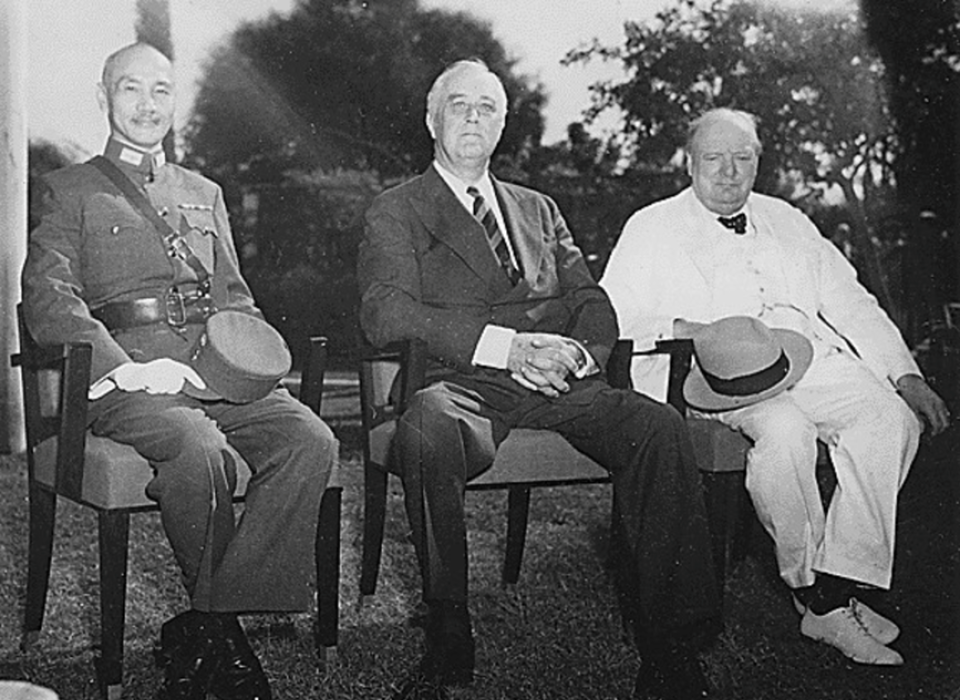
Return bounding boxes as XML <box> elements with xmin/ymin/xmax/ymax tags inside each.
<box><xmin>22</xmin><ymin>138</ymin><xmax>337</xmax><ymax>612</ymax></box>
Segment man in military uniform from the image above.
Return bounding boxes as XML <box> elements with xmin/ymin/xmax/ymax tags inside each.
<box><xmin>22</xmin><ymin>42</ymin><xmax>337</xmax><ymax>700</ymax></box>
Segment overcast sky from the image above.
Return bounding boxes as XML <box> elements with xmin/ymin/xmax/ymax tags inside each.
<box><xmin>25</xmin><ymin>0</ymin><xmax>855</xmax><ymax>157</ymax></box>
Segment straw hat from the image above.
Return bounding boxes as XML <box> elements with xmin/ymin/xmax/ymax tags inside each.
<box><xmin>683</xmin><ymin>316</ymin><xmax>813</xmax><ymax>412</ymax></box>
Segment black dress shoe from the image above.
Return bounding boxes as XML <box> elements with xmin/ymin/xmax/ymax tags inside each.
<box><xmin>209</xmin><ymin>615</ymin><xmax>272</xmax><ymax>700</ymax></box>
<box><xmin>633</xmin><ymin>647</ymin><xmax>709</xmax><ymax>700</ymax></box>
<box><xmin>156</xmin><ymin>611</ymin><xmax>222</xmax><ymax>700</ymax></box>
<box><xmin>155</xmin><ymin>611</ymin><xmax>272</xmax><ymax>700</ymax></box>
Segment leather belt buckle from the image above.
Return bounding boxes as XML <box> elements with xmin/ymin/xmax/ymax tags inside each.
<box><xmin>165</xmin><ymin>290</ymin><xmax>188</xmax><ymax>327</ymax></box>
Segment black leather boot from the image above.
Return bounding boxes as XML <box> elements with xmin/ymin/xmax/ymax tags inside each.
<box><xmin>208</xmin><ymin>615</ymin><xmax>273</xmax><ymax>700</ymax></box>
<box><xmin>156</xmin><ymin>611</ymin><xmax>222</xmax><ymax>700</ymax></box>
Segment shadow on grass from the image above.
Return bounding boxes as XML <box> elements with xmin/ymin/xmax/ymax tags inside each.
<box><xmin>0</xmin><ymin>421</ymin><xmax>958</xmax><ymax>699</ymax></box>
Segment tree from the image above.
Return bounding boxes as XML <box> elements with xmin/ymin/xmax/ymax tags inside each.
<box><xmin>861</xmin><ymin>0</ymin><xmax>960</xmax><ymax>339</ymax></box>
<box><xmin>181</xmin><ymin>0</ymin><xmax>546</xmax><ymax>360</ymax></box>
<box><xmin>568</xmin><ymin>0</ymin><xmax>903</xmax><ymax>321</ymax></box>
<box><xmin>136</xmin><ymin>0</ymin><xmax>175</xmax><ymax>161</ymax></box>
<box><xmin>184</xmin><ymin>0</ymin><xmax>544</xmax><ymax>182</ymax></box>
<box><xmin>861</xmin><ymin>0</ymin><xmax>960</xmax><ymax>228</ymax></box>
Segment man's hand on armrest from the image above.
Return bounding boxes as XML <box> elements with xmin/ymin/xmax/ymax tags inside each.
<box><xmin>896</xmin><ymin>373</ymin><xmax>950</xmax><ymax>436</ymax></box>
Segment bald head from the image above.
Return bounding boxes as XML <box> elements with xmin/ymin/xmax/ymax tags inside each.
<box><xmin>101</xmin><ymin>43</ymin><xmax>171</xmax><ymax>92</ymax></box>
<box><xmin>686</xmin><ymin>109</ymin><xmax>761</xmax><ymax>156</ymax></box>
<box><xmin>97</xmin><ymin>42</ymin><xmax>175</xmax><ymax>150</ymax></box>
<box><xmin>685</xmin><ymin>108</ymin><xmax>761</xmax><ymax>215</ymax></box>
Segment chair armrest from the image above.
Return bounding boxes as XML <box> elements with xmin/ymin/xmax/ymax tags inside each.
<box><xmin>606</xmin><ymin>339</ymin><xmax>634</xmax><ymax>390</ymax></box>
<box><xmin>620</xmin><ymin>338</ymin><xmax>695</xmax><ymax>414</ymax></box>
<box><xmin>56</xmin><ymin>342</ymin><xmax>94</xmax><ymax>500</ymax></box>
<box><xmin>16</xmin><ymin>303</ymin><xmax>93</xmax><ymax>500</ymax></box>
<box><xmin>360</xmin><ymin>339</ymin><xmax>428</xmax><ymax>413</ymax></box>
<box><xmin>655</xmin><ymin>339</ymin><xmax>695</xmax><ymax>414</ymax></box>
<box><xmin>299</xmin><ymin>336</ymin><xmax>328</xmax><ymax>417</ymax></box>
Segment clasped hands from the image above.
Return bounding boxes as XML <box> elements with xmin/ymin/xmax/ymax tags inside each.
<box><xmin>507</xmin><ymin>333</ymin><xmax>585</xmax><ymax>398</ymax></box>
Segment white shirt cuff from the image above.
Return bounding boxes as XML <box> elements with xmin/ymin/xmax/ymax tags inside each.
<box><xmin>569</xmin><ymin>340</ymin><xmax>598</xmax><ymax>378</ymax></box>
<box><xmin>472</xmin><ymin>325</ymin><xmax>517</xmax><ymax>369</ymax></box>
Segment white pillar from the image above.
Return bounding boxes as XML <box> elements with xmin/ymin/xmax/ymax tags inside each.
<box><xmin>0</xmin><ymin>0</ymin><xmax>27</xmax><ymax>454</ymax></box>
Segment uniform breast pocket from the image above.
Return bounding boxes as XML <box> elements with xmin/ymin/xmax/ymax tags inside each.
<box><xmin>178</xmin><ymin>210</ymin><xmax>218</xmax><ymax>275</ymax></box>
<box><xmin>84</xmin><ymin>209</ymin><xmax>152</xmax><ymax>264</ymax></box>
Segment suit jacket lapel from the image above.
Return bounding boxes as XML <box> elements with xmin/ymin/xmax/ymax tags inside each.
<box><xmin>493</xmin><ymin>177</ymin><xmax>538</xmax><ymax>293</ymax></box>
<box><xmin>411</xmin><ymin>166</ymin><xmax>507</xmax><ymax>286</ymax></box>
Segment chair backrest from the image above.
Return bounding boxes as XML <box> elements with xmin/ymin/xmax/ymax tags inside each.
<box><xmin>13</xmin><ymin>305</ymin><xmax>94</xmax><ymax>501</ymax></box>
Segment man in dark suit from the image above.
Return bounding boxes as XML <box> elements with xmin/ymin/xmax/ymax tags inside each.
<box><xmin>358</xmin><ymin>59</ymin><xmax>721</xmax><ymax>700</ymax></box>
<box><xmin>22</xmin><ymin>43</ymin><xmax>337</xmax><ymax>700</ymax></box>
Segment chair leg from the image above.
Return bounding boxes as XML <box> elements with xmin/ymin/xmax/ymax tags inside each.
<box><xmin>502</xmin><ymin>486</ymin><xmax>531</xmax><ymax>587</ymax></box>
<box><xmin>360</xmin><ymin>465</ymin><xmax>389</xmax><ymax>598</ymax></box>
<box><xmin>96</xmin><ymin>510</ymin><xmax>130</xmax><ymax>700</ymax></box>
<box><xmin>22</xmin><ymin>483</ymin><xmax>56</xmax><ymax>650</ymax></box>
<box><xmin>314</xmin><ymin>486</ymin><xmax>341</xmax><ymax>670</ymax></box>
<box><xmin>701</xmin><ymin>471</ymin><xmax>737</xmax><ymax>592</ymax></box>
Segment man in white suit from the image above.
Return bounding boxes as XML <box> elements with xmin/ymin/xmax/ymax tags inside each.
<box><xmin>601</xmin><ymin>108</ymin><xmax>949</xmax><ymax>666</ymax></box>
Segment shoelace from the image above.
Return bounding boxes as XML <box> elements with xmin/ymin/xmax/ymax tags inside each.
<box><xmin>846</xmin><ymin>598</ymin><xmax>873</xmax><ymax>636</ymax></box>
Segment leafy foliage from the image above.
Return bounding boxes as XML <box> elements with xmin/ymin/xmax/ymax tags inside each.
<box><xmin>181</xmin><ymin>0</ymin><xmax>546</xmax><ymax>361</ymax></box>
<box><xmin>567</xmin><ymin>0</ymin><xmax>907</xmax><ymax>319</ymax></box>
<box><xmin>861</xmin><ymin>0</ymin><xmax>960</xmax><ymax>225</ymax></box>
<box><xmin>566</xmin><ymin>0</ymin><xmax>894</xmax><ymax>205</ymax></box>
<box><xmin>183</xmin><ymin>0</ymin><xmax>544</xmax><ymax>181</ymax></box>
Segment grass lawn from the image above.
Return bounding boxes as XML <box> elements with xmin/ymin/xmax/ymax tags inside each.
<box><xmin>0</xmin><ymin>418</ymin><xmax>958</xmax><ymax>699</ymax></box>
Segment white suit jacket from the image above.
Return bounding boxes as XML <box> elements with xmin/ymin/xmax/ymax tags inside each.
<box><xmin>600</xmin><ymin>188</ymin><xmax>919</xmax><ymax>401</ymax></box>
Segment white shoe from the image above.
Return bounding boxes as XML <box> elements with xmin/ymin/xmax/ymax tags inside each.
<box><xmin>849</xmin><ymin>598</ymin><xmax>900</xmax><ymax>645</ymax></box>
<box><xmin>800</xmin><ymin>599</ymin><xmax>904</xmax><ymax>665</ymax></box>
<box><xmin>793</xmin><ymin>595</ymin><xmax>900</xmax><ymax>645</ymax></box>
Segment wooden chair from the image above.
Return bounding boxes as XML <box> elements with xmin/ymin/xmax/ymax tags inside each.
<box><xmin>357</xmin><ymin>339</ymin><xmax>634</xmax><ymax>598</ymax></box>
<box><xmin>12</xmin><ymin>306</ymin><xmax>342</xmax><ymax>700</ymax></box>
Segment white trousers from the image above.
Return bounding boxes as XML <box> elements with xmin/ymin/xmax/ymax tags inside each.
<box><xmin>700</xmin><ymin>349</ymin><xmax>921</xmax><ymax>590</ymax></box>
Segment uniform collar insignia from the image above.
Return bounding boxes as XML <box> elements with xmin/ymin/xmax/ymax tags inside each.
<box><xmin>104</xmin><ymin>137</ymin><xmax>166</xmax><ymax>174</ymax></box>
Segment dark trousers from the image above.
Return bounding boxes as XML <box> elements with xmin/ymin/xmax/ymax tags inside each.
<box><xmin>396</xmin><ymin>374</ymin><xmax>721</xmax><ymax>651</ymax></box>
<box><xmin>90</xmin><ymin>387</ymin><xmax>337</xmax><ymax>613</ymax></box>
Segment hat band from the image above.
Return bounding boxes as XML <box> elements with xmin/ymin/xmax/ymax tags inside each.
<box><xmin>701</xmin><ymin>350</ymin><xmax>791</xmax><ymax>397</ymax></box>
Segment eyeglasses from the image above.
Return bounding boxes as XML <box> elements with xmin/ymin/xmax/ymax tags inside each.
<box><xmin>446</xmin><ymin>99</ymin><xmax>498</xmax><ymax>118</ymax></box>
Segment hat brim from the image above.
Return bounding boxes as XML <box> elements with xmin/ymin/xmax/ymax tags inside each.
<box><xmin>181</xmin><ymin>378</ymin><xmax>222</xmax><ymax>402</ymax></box>
<box><xmin>683</xmin><ymin>328</ymin><xmax>814</xmax><ymax>412</ymax></box>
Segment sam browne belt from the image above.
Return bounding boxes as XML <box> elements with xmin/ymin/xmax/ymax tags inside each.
<box><xmin>92</xmin><ymin>288</ymin><xmax>216</xmax><ymax>330</ymax></box>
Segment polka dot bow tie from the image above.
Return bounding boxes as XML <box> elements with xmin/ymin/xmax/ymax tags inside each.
<box><xmin>718</xmin><ymin>213</ymin><xmax>747</xmax><ymax>234</ymax></box>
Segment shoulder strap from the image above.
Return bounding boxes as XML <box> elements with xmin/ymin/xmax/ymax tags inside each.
<box><xmin>90</xmin><ymin>155</ymin><xmax>211</xmax><ymax>287</ymax></box>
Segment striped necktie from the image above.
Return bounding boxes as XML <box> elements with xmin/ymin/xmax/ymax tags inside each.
<box><xmin>467</xmin><ymin>186</ymin><xmax>521</xmax><ymax>285</ymax></box>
